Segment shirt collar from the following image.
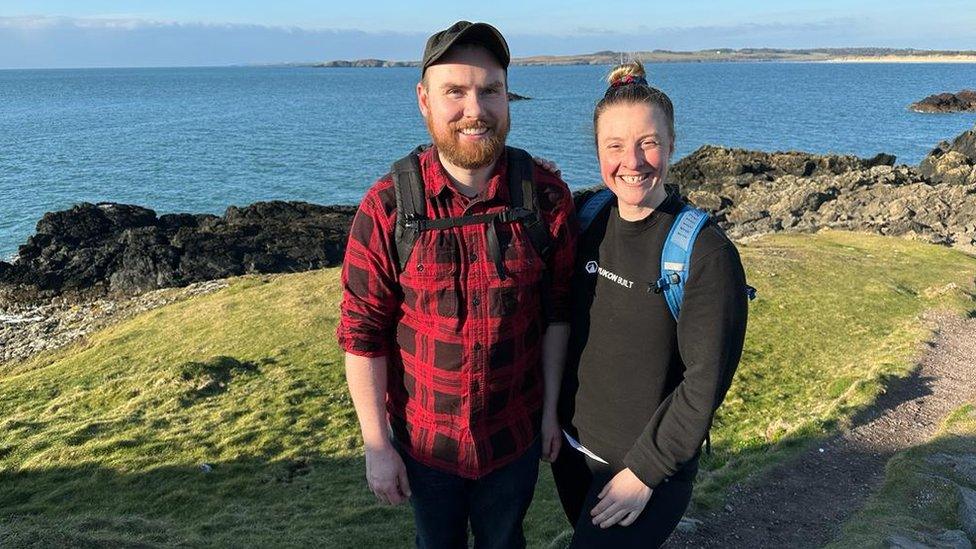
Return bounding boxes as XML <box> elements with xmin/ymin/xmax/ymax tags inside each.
<box><xmin>419</xmin><ymin>146</ymin><xmax>510</xmax><ymax>202</ymax></box>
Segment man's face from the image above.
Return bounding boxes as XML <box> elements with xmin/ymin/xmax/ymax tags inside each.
<box><xmin>417</xmin><ymin>46</ymin><xmax>509</xmax><ymax>170</ymax></box>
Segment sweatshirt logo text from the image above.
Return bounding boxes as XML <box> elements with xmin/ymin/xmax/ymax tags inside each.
<box><xmin>586</xmin><ymin>261</ymin><xmax>634</xmax><ymax>289</ymax></box>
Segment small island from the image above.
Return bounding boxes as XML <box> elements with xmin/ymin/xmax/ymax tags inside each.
<box><xmin>911</xmin><ymin>89</ymin><xmax>976</xmax><ymax>113</ymax></box>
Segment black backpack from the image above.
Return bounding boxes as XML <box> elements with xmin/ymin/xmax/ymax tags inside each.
<box><xmin>391</xmin><ymin>145</ymin><xmax>553</xmax><ymax>280</ymax></box>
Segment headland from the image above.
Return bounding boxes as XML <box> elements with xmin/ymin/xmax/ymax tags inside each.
<box><xmin>314</xmin><ymin>48</ymin><xmax>976</xmax><ymax>67</ymax></box>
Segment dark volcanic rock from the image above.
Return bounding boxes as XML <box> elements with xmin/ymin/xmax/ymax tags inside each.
<box><xmin>670</xmin><ymin>145</ymin><xmax>975</xmax><ymax>252</ymax></box>
<box><xmin>910</xmin><ymin>89</ymin><xmax>976</xmax><ymax>113</ymax></box>
<box><xmin>507</xmin><ymin>92</ymin><xmax>531</xmax><ymax>101</ymax></box>
<box><xmin>664</xmin><ymin>125</ymin><xmax>976</xmax><ymax>255</ymax></box>
<box><xmin>0</xmin><ymin>201</ymin><xmax>356</xmax><ymax>303</ymax></box>
<box><xmin>669</xmin><ymin>145</ymin><xmax>895</xmax><ymax>192</ymax></box>
<box><xmin>919</xmin><ymin>122</ymin><xmax>976</xmax><ymax>186</ymax></box>
<box><xmin>4</xmin><ymin>125</ymin><xmax>976</xmax><ymax>305</ymax></box>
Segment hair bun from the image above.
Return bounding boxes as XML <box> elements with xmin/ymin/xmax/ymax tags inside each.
<box><xmin>607</xmin><ymin>60</ymin><xmax>647</xmax><ymax>87</ymax></box>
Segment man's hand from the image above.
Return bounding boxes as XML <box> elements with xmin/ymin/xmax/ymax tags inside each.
<box><xmin>590</xmin><ymin>468</ymin><xmax>652</xmax><ymax>528</ymax></box>
<box><xmin>533</xmin><ymin>156</ymin><xmax>562</xmax><ymax>176</ymax></box>
<box><xmin>365</xmin><ymin>444</ymin><xmax>412</xmax><ymax>505</ymax></box>
<box><xmin>541</xmin><ymin>409</ymin><xmax>562</xmax><ymax>462</ymax></box>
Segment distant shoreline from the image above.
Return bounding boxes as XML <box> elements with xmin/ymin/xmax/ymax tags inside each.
<box><xmin>312</xmin><ymin>48</ymin><xmax>976</xmax><ymax>68</ymax></box>
<box><xmin>817</xmin><ymin>55</ymin><xmax>976</xmax><ymax>64</ymax></box>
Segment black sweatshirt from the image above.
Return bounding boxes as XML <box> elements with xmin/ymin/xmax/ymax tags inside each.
<box><xmin>562</xmin><ymin>192</ymin><xmax>749</xmax><ymax>488</ymax></box>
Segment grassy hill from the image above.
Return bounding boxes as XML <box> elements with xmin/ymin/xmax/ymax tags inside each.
<box><xmin>2</xmin><ymin>231</ymin><xmax>975</xmax><ymax>547</ymax></box>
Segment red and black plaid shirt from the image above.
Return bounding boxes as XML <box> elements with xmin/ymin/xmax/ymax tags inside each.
<box><xmin>337</xmin><ymin>147</ymin><xmax>577</xmax><ymax>479</ymax></box>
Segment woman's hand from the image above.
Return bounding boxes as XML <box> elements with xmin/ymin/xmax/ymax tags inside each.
<box><xmin>533</xmin><ymin>156</ymin><xmax>562</xmax><ymax>176</ymax></box>
<box><xmin>590</xmin><ymin>468</ymin><xmax>652</xmax><ymax>528</ymax></box>
<box><xmin>540</xmin><ymin>409</ymin><xmax>562</xmax><ymax>462</ymax></box>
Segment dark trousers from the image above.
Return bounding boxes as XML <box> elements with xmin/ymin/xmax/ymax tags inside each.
<box><xmin>551</xmin><ymin>446</ymin><xmax>693</xmax><ymax>549</ymax></box>
<box><xmin>398</xmin><ymin>439</ymin><xmax>541</xmax><ymax>549</ymax></box>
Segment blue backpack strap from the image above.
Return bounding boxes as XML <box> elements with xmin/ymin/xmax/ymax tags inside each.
<box><xmin>578</xmin><ymin>188</ymin><xmax>614</xmax><ymax>233</ymax></box>
<box><xmin>655</xmin><ymin>205</ymin><xmax>710</xmax><ymax>321</ymax></box>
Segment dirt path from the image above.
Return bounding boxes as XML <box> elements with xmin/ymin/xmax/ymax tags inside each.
<box><xmin>667</xmin><ymin>311</ymin><xmax>976</xmax><ymax>548</ymax></box>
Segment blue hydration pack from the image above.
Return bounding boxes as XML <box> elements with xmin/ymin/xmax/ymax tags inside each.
<box><xmin>578</xmin><ymin>188</ymin><xmax>756</xmax><ymax>321</ymax></box>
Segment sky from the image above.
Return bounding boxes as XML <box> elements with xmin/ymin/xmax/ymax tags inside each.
<box><xmin>1</xmin><ymin>0</ymin><xmax>974</xmax><ymax>68</ymax></box>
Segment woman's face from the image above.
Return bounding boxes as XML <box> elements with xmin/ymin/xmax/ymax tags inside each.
<box><xmin>596</xmin><ymin>102</ymin><xmax>673</xmax><ymax>214</ymax></box>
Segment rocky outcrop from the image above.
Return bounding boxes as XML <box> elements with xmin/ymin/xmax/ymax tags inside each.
<box><xmin>919</xmin><ymin>124</ymin><xmax>976</xmax><ymax>186</ymax></box>
<box><xmin>507</xmin><ymin>92</ymin><xmax>531</xmax><ymax>101</ymax></box>
<box><xmin>0</xmin><ymin>280</ymin><xmax>227</xmax><ymax>365</ymax></box>
<box><xmin>667</xmin><ymin>130</ymin><xmax>976</xmax><ymax>252</ymax></box>
<box><xmin>883</xmin><ymin>452</ymin><xmax>976</xmax><ymax>549</ymax></box>
<box><xmin>3</xmin><ymin>125</ymin><xmax>976</xmax><ymax>305</ymax></box>
<box><xmin>677</xmin><ymin>162</ymin><xmax>976</xmax><ymax>249</ymax></box>
<box><xmin>911</xmin><ymin>89</ymin><xmax>976</xmax><ymax>113</ymax></box>
<box><xmin>0</xmin><ymin>202</ymin><xmax>355</xmax><ymax>303</ymax></box>
<box><xmin>669</xmin><ymin>145</ymin><xmax>896</xmax><ymax>191</ymax></box>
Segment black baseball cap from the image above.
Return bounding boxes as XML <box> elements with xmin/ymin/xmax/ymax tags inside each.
<box><xmin>421</xmin><ymin>21</ymin><xmax>510</xmax><ymax>75</ymax></box>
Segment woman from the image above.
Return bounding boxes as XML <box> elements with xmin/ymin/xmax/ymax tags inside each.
<box><xmin>552</xmin><ymin>61</ymin><xmax>750</xmax><ymax>547</ymax></box>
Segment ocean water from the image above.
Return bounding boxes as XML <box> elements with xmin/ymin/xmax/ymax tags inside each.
<box><xmin>2</xmin><ymin>63</ymin><xmax>976</xmax><ymax>259</ymax></box>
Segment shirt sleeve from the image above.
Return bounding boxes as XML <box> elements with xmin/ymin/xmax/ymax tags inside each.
<box><xmin>623</xmin><ymin>238</ymin><xmax>749</xmax><ymax>488</ymax></box>
<box><xmin>535</xmin><ymin>168</ymin><xmax>578</xmax><ymax>324</ymax></box>
<box><xmin>335</xmin><ymin>183</ymin><xmax>401</xmax><ymax>357</ymax></box>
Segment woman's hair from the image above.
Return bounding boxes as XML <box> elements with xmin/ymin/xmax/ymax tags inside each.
<box><xmin>593</xmin><ymin>60</ymin><xmax>675</xmax><ymax>147</ymax></box>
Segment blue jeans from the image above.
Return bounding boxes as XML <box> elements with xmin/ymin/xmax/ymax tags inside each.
<box><xmin>397</xmin><ymin>438</ymin><xmax>542</xmax><ymax>549</ymax></box>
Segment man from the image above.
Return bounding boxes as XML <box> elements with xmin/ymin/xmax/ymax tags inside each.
<box><xmin>336</xmin><ymin>21</ymin><xmax>577</xmax><ymax>548</ymax></box>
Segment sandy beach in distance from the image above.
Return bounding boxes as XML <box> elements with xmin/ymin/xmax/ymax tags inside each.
<box><xmin>820</xmin><ymin>55</ymin><xmax>976</xmax><ymax>63</ymax></box>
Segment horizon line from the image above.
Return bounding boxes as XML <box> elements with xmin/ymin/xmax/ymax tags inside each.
<box><xmin>5</xmin><ymin>46</ymin><xmax>976</xmax><ymax>71</ymax></box>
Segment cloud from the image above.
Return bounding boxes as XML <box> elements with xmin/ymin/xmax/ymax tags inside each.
<box><xmin>0</xmin><ymin>15</ymin><xmax>153</xmax><ymax>30</ymax></box>
<box><xmin>0</xmin><ymin>16</ymin><xmax>428</xmax><ymax>68</ymax></box>
<box><xmin>0</xmin><ymin>15</ymin><xmax>63</xmax><ymax>29</ymax></box>
<box><xmin>0</xmin><ymin>15</ymin><xmax>350</xmax><ymax>33</ymax></box>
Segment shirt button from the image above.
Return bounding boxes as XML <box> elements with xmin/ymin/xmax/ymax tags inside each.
<box><xmin>416</xmin><ymin>264</ymin><xmax>424</xmax><ymax>272</ymax></box>
<box><xmin>472</xmin><ymin>296</ymin><xmax>480</xmax><ymax>307</ymax></box>
<box><xmin>474</xmin><ymin>342</ymin><xmax>482</xmax><ymax>351</ymax></box>
<box><xmin>469</xmin><ymin>252</ymin><xmax>478</xmax><ymax>263</ymax></box>
<box><xmin>472</xmin><ymin>379</ymin><xmax>480</xmax><ymax>392</ymax></box>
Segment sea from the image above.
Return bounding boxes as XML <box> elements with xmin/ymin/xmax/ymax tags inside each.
<box><xmin>2</xmin><ymin>62</ymin><xmax>976</xmax><ymax>260</ymax></box>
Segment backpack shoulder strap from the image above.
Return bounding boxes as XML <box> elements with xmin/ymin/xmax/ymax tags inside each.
<box><xmin>505</xmin><ymin>147</ymin><xmax>552</xmax><ymax>260</ymax></box>
<box><xmin>392</xmin><ymin>146</ymin><xmax>429</xmax><ymax>273</ymax></box>
<box><xmin>656</xmin><ymin>205</ymin><xmax>710</xmax><ymax>321</ymax></box>
<box><xmin>578</xmin><ymin>188</ymin><xmax>615</xmax><ymax>234</ymax></box>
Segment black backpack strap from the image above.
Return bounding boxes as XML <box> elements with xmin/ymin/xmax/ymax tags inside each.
<box><xmin>392</xmin><ymin>146</ymin><xmax>428</xmax><ymax>273</ymax></box>
<box><xmin>505</xmin><ymin>147</ymin><xmax>555</xmax><ymax>318</ymax></box>
<box><xmin>408</xmin><ymin>212</ymin><xmax>500</xmax><ymax>230</ymax></box>
<box><xmin>505</xmin><ymin>147</ymin><xmax>553</xmax><ymax>261</ymax></box>
<box><xmin>392</xmin><ymin>145</ymin><xmax>554</xmax><ymax>283</ymax></box>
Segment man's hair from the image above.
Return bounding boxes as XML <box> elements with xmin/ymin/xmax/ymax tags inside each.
<box><xmin>593</xmin><ymin>60</ymin><xmax>675</xmax><ymax>148</ymax></box>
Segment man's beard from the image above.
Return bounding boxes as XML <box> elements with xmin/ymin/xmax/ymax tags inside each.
<box><xmin>426</xmin><ymin>114</ymin><xmax>510</xmax><ymax>170</ymax></box>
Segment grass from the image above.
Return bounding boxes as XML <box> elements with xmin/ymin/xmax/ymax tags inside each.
<box><xmin>694</xmin><ymin>230</ymin><xmax>976</xmax><ymax>508</ymax></box>
<box><xmin>827</xmin><ymin>404</ymin><xmax>976</xmax><ymax>548</ymax></box>
<box><xmin>1</xmin><ymin>230</ymin><xmax>975</xmax><ymax>547</ymax></box>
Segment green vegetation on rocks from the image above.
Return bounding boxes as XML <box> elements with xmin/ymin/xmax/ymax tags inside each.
<box><xmin>828</xmin><ymin>404</ymin><xmax>976</xmax><ymax>548</ymax></box>
<box><xmin>1</xmin><ymin>231</ymin><xmax>975</xmax><ymax>547</ymax></box>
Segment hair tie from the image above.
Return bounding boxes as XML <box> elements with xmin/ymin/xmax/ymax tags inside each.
<box><xmin>610</xmin><ymin>74</ymin><xmax>648</xmax><ymax>88</ymax></box>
